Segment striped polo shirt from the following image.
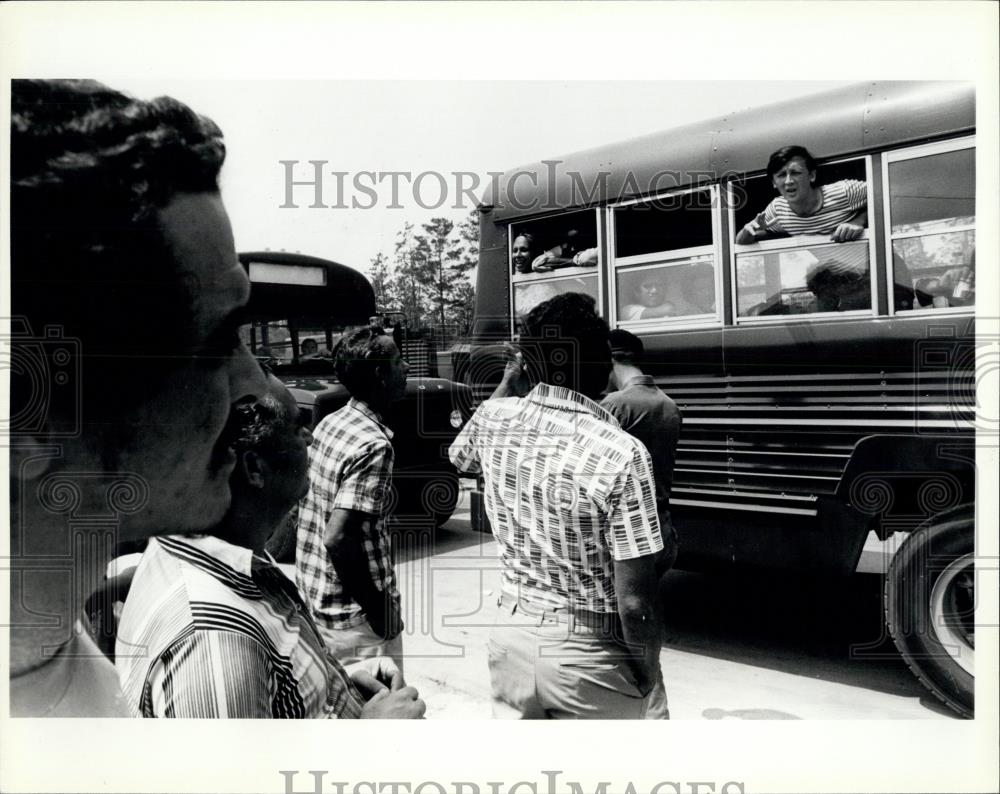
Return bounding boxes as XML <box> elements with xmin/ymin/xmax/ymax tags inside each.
<box><xmin>761</xmin><ymin>179</ymin><xmax>867</xmax><ymax>236</ymax></box>
<box><xmin>449</xmin><ymin>383</ymin><xmax>663</xmax><ymax>613</ymax></box>
<box><xmin>115</xmin><ymin>535</ymin><xmax>364</xmax><ymax>718</ymax></box>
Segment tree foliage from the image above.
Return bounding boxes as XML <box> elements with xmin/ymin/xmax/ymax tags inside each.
<box><xmin>375</xmin><ymin>210</ymin><xmax>479</xmax><ymax>337</ymax></box>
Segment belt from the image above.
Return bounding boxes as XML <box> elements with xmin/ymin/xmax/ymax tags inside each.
<box><xmin>497</xmin><ymin>593</ymin><xmax>620</xmax><ymax>632</ymax></box>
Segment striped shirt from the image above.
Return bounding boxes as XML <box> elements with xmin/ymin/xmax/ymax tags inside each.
<box><xmin>761</xmin><ymin>179</ymin><xmax>867</xmax><ymax>237</ymax></box>
<box><xmin>115</xmin><ymin>535</ymin><xmax>364</xmax><ymax>718</ymax></box>
<box><xmin>295</xmin><ymin>399</ymin><xmax>400</xmax><ymax>632</ymax></box>
<box><xmin>449</xmin><ymin>383</ymin><xmax>663</xmax><ymax>613</ymax></box>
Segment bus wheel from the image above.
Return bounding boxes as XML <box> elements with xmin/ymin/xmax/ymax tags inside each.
<box><xmin>885</xmin><ymin>513</ymin><xmax>974</xmax><ymax>718</ymax></box>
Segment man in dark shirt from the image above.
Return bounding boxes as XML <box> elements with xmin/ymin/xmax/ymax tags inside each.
<box><xmin>601</xmin><ymin>329</ymin><xmax>682</xmax><ymax>575</ymax></box>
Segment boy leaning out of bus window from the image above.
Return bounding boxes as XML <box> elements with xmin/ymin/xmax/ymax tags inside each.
<box><xmin>736</xmin><ymin>145</ymin><xmax>867</xmax><ymax>245</ymax></box>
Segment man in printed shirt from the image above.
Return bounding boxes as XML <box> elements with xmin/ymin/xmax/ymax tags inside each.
<box><xmin>449</xmin><ymin>293</ymin><xmax>668</xmax><ymax>719</ymax></box>
<box><xmin>115</xmin><ymin>375</ymin><xmax>425</xmax><ymax>719</ymax></box>
<box><xmin>296</xmin><ymin>325</ymin><xmax>408</xmax><ymax>671</ymax></box>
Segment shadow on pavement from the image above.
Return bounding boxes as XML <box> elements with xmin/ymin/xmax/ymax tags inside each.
<box><xmin>657</xmin><ymin>567</ymin><xmax>957</xmax><ymax>718</ymax></box>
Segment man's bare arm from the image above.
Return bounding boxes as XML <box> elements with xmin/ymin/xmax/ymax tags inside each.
<box><xmin>323</xmin><ymin>508</ymin><xmax>401</xmax><ymax>639</ymax></box>
<box><xmin>613</xmin><ymin>554</ymin><xmax>661</xmax><ymax>696</ymax></box>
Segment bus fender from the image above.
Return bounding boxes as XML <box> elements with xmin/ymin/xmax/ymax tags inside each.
<box><xmin>836</xmin><ymin>434</ymin><xmax>975</xmax><ymax>538</ymax></box>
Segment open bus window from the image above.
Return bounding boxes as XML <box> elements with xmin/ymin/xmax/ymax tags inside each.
<box><xmin>615</xmin><ymin>257</ymin><xmax>716</xmax><ymax>322</ymax></box>
<box><xmin>513</xmin><ymin>274</ymin><xmax>599</xmax><ymax>321</ymax></box>
<box><xmin>733</xmin><ymin>156</ymin><xmax>867</xmax><ymax>240</ymax></box>
<box><xmin>613</xmin><ymin>188</ymin><xmax>713</xmax><ymax>258</ymax></box>
<box><xmin>886</xmin><ymin>141</ymin><xmax>975</xmax><ymax>311</ymax></box>
<box><xmin>510</xmin><ymin>209</ymin><xmax>598</xmax><ymax>277</ymax></box>
<box><xmin>736</xmin><ymin>240</ymin><xmax>871</xmax><ymax>318</ymax></box>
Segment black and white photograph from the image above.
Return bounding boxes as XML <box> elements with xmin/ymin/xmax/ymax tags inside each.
<box><xmin>2</xmin><ymin>2</ymin><xmax>998</xmax><ymax>793</ymax></box>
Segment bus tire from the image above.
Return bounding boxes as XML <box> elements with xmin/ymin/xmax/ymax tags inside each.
<box><xmin>885</xmin><ymin>513</ymin><xmax>974</xmax><ymax>718</ymax></box>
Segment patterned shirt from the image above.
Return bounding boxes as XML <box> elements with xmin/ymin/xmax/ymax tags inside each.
<box><xmin>115</xmin><ymin>535</ymin><xmax>365</xmax><ymax>718</ymax></box>
<box><xmin>449</xmin><ymin>383</ymin><xmax>663</xmax><ymax>613</ymax></box>
<box><xmin>295</xmin><ymin>398</ymin><xmax>400</xmax><ymax>632</ymax></box>
<box><xmin>760</xmin><ymin>179</ymin><xmax>867</xmax><ymax>237</ymax></box>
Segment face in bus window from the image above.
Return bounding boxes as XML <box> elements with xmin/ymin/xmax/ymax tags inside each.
<box><xmin>638</xmin><ymin>276</ymin><xmax>667</xmax><ymax>307</ymax></box>
<box><xmin>772</xmin><ymin>156</ymin><xmax>817</xmax><ymax>205</ymax></box>
<box><xmin>682</xmin><ymin>265</ymin><xmax>716</xmax><ymax>313</ymax></box>
<box><xmin>512</xmin><ymin>235</ymin><xmax>534</xmax><ymax>274</ymax></box>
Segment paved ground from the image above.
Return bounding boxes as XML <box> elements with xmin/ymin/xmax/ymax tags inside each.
<box><xmin>385</xmin><ymin>483</ymin><xmax>957</xmax><ymax>720</ymax></box>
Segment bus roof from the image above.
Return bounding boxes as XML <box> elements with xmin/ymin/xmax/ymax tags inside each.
<box><xmin>239</xmin><ymin>251</ymin><xmax>376</xmax><ymax>325</ymax></box>
<box><xmin>482</xmin><ymin>81</ymin><xmax>974</xmax><ymax>223</ymax></box>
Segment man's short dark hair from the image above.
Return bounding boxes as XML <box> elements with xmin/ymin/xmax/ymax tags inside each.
<box><xmin>11</xmin><ymin>79</ymin><xmax>226</xmax><ymax>431</ymax></box>
<box><xmin>608</xmin><ymin>328</ymin><xmax>644</xmax><ymax>363</ymax></box>
<box><xmin>334</xmin><ymin>324</ymin><xmax>392</xmax><ymax>399</ymax></box>
<box><xmin>766</xmin><ymin>145</ymin><xmax>818</xmax><ymax>179</ymax></box>
<box><xmin>521</xmin><ymin>293</ymin><xmax>610</xmax><ymax>397</ymax></box>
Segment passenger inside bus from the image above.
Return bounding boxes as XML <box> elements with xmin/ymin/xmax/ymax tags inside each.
<box><xmin>805</xmin><ymin>258</ymin><xmax>871</xmax><ymax>312</ymax></box>
<box><xmin>620</xmin><ymin>272</ymin><xmax>678</xmax><ymax>320</ymax></box>
<box><xmin>736</xmin><ymin>145</ymin><xmax>867</xmax><ymax>245</ymax></box>
<box><xmin>531</xmin><ymin>228</ymin><xmax>599</xmax><ymax>272</ymax></box>
<box><xmin>677</xmin><ymin>262</ymin><xmax>716</xmax><ymax>314</ymax></box>
<box><xmin>511</xmin><ymin>233</ymin><xmax>536</xmax><ymax>274</ymax></box>
<box><xmin>301</xmin><ymin>337</ymin><xmax>321</xmax><ymax>358</ymax></box>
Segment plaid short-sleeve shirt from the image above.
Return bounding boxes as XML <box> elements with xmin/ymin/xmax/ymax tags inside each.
<box><xmin>449</xmin><ymin>383</ymin><xmax>663</xmax><ymax>614</ymax></box>
<box><xmin>296</xmin><ymin>399</ymin><xmax>400</xmax><ymax>631</ymax></box>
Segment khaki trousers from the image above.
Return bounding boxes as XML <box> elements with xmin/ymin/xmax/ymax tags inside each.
<box><xmin>317</xmin><ymin>620</ymin><xmax>405</xmax><ymax>677</ymax></box>
<box><xmin>487</xmin><ymin>596</ymin><xmax>668</xmax><ymax>719</ymax></box>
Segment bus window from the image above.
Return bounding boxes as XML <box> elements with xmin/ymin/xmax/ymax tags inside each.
<box><xmin>510</xmin><ymin>209</ymin><xmax>598</xmax><ymax>275</ymax></box>
<box><xmin>886</xmin><ymin>140</ymin><xmax>975</xmax><ymax>311</ymax></box>
<box><xmin>734</xmin><ymin>156</ymin><xmax>867</xmax><ymax>240</ymax></box>
<box><xmin>513</xmin><ymin>273</ymin><xmax>599</xmax><ymax>321</ymax></box>
<box><xmin>615</xmin><ymin>257</ymin><xmax>715</xmax><ymax>321</ymax></box>
<box><xmin>736</xmin><ymin>240</ymin><xmax>871</xmax><ymax>317</ymax></box>
<box><xmin>613</xmin><ymin>190</ymin><xmax>712</xmax><ymax>257</ymax></box>
<box><xmin>611</xmin><ymin>186</ymin><xmax>719</xmax><ymax>326</ymax></box>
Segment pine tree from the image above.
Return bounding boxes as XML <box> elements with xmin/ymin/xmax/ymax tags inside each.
<box><xmin>368</xmin><ymin>252</ymin><xmax>394</xmax><ymax>311</ymax></box>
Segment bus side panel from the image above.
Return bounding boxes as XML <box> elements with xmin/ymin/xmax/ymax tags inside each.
<box><xmin>667</xmin><ymin>314</ymin><xmax>978</xmax><ymax>572</ymax></box>
<box><xmin>472</xmin><ymin>211</ymin><xmax>511</xmax><ymax>344</ymax></box>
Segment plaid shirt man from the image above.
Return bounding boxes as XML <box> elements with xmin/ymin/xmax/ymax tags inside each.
<box><xmin>449</xmin><ymin>382</ymin><xmax>663</xmax><ymax>614</ymax></box>
<box><xmin>296</xmin><ymin>399</ymin><xmax>401</xmax><ymax>632</ymax></box>
<box><xmin>116</xmin><ymin>535</ymin><xmax>365</xmax><ymax>718</ymax></box>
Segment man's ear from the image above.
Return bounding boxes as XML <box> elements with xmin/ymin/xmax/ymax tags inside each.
<box><xmin>240</xmin><ymin>449</ymin><xmax>267</xmax><ymax>490</ymax></box>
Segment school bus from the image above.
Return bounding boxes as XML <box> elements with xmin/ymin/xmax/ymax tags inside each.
<box><xmin>467</xmin><ymin>81</ymin><xmax>978</xmax><ymax>716</ymax></box>
<box><xmin>239</xmin><ymin>251</ymin><xmax>473</xmax><ymax>536</ymax></box>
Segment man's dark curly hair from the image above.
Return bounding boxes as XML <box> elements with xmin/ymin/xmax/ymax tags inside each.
<box><xmin>233</xmin><ymin>393</ymin><xmax>288</xmax><ymax>459</ymax></box>
<box><xmin>334</xmin><ymin>324</ymin><xmax>393</xmax><ymax>400</ymax></box>
<box><xmin>11</xmin><ymin>80</ymin><xmax>227</xmax><ymax>432</ymax></box>
<box><xmin>520</xmin><ymin>293</ymin><xmax>611</xmax><ymax>398</ymax></box>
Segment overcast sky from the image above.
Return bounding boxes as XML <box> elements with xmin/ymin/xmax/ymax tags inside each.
<box><xmin>103</xmin><ymin>80</ymin><xmax>856</xmax><ymax>274</ymax></box>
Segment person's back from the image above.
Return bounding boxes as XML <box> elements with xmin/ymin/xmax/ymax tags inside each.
<box><xmin>602</xmin><ymin>330</ymin><xmax>682</xmax><ymax>573</ymax></box>
<box><xmin>450</xmin><ymin>293</ymin><xmax>667</xmax><ymax>720</ymax></box>
<box><xmin>470</xmin><ymin>385</ymin><xmax>661</xmax><ymax>611</ymax></box>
